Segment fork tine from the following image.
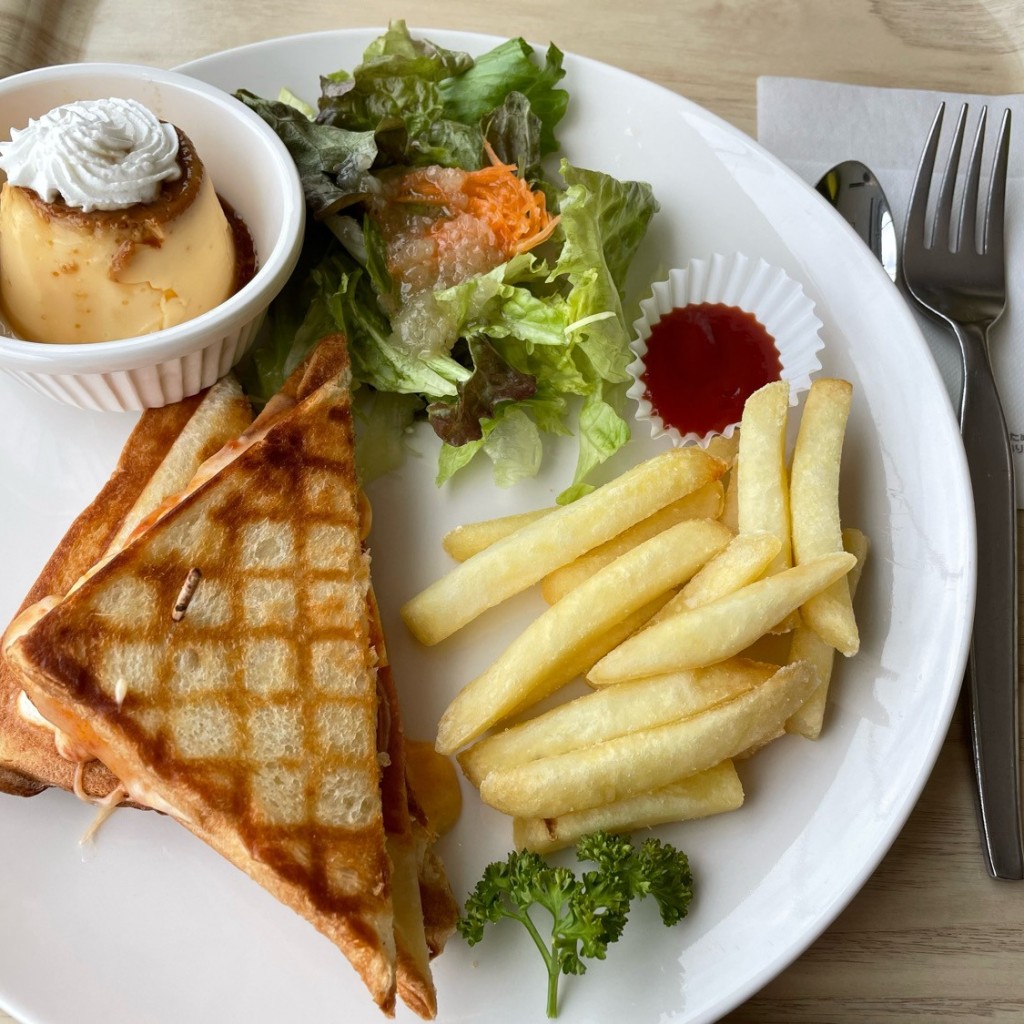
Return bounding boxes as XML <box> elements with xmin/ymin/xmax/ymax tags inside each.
<box><xmin>984</xmin><ymin>108</ymin><xmax>1012</xmax><ymax>259</ymax></box>
<box><xmin>934</xmin><ymin>103</ymin><xmax>968</xmax><ymax>250</ymax></box>
<box><xmin>958</xmin><ymin>106</ymin><xmax>987</xmax><ymax>254</ymax></box>
<box><xmin>906</xmin><ymin>102</ymin><xmax>945</xmax><ymax>249</ymax></box>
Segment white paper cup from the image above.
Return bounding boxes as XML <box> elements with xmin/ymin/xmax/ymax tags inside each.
<box><xmin>627</xmin><ymin>253</ymin><xmax>825</xmax><ymax>446</ymax></box>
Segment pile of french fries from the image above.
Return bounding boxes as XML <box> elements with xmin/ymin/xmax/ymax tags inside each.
<box><xmin>402</xmin><ymin>379</ymin><xmax>868</xmax><ymax>853</ymax></box>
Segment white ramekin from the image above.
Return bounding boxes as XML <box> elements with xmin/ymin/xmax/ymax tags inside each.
<box><xmin>0</xmin><ymin>63</ymin><xmax>305</xmax><ymax>411</ymax></box>
<box><xmin>627</xmin><ymin>253</ymin><xmax>825</xmax><ymax>447</ymax></box>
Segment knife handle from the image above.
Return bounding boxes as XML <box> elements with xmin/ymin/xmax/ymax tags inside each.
<box><xmin>957</xmin><ymin>320</ymin><xmax>1024</xmax><ymax>880</ymax></box>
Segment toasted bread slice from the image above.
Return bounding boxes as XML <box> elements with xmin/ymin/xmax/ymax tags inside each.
<box><xmin>6</xmin><ymin>342</ymin><xmax>400</xmax><ymax>1012</ymax></box>
<box><xmin>416</xmin><ymin>831</ymin><xmax>460</xmax><ymax>961</ymax></box>
<box><xmin>0</xmin><ymin>377</ymin><xmax>253</xmax><ymax>798</ymax></box>
<box><xmin>370</xmin><ymin>591</ymin><xmax>437</xmax><ymax>1019</ymax></box>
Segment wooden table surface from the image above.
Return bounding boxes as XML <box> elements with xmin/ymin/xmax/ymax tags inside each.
<box><xmin>1</xmin><ymin>1</ymin><xmax>1022</xmax><ymax>1022</ymax></box>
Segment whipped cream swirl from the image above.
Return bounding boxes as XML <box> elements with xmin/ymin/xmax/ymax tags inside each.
<box><xmin>0</xmin><ymin>97</ymin><xmax>182</xmax><ymax>212</ymax></box>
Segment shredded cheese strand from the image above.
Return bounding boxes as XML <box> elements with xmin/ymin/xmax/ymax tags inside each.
<box><xmin>79</xmin><ymin>784</ymin><xmax>129</xmax><ymax>846</ymax></box>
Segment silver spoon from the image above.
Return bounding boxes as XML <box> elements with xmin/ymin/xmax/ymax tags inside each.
<box><xmin>816</xmin><ymin>160</ymin><xmax>898</xmax><ymax>282</ymax></box>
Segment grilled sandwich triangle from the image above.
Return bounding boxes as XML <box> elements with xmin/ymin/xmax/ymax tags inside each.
<box><xmin>6</xmin><ymin>339</ymin><xmax>408</xmax><ymax>1013</ymax></box>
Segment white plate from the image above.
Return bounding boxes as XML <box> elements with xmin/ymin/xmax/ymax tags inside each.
<box><xmin>0</xmin><ymin>28</ymin><xmax>974</xmax><ymax>1024</ymax></box>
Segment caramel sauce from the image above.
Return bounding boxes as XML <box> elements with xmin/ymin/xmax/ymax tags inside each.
<box><xmin>15</xmin><ymin>127</ymin><xmax>202</xmax><ymax>231</ymax></box>
<box><xmin>220</xmin><ymin>196</ymin><xmax>257</xmax><ymax>293</ymax></box>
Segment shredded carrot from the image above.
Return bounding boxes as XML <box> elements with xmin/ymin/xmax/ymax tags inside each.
<box><xmin>391</xmin><ymin>142</ymin><xmax>559</xmax><ymax>260</ymax></box>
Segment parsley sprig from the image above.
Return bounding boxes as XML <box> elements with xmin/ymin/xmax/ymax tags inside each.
<box><xmin>458</xmin><ymin>831</ymin><xmax>694</xmax><ymax>1017</ymax></box>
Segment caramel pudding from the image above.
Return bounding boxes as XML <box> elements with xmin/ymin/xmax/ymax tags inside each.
<box><xmin>0</xmin><ymin>98</ymin><xmax>249</xmax><ymax>344</ymax></box>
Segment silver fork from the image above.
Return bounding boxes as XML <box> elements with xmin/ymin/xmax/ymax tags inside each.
<box><xmin>902</xmin><ymin>102</ymin><xmax>1022</xmax><ymax>880</ymax></box>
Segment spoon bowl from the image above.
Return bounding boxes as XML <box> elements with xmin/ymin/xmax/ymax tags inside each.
<box><xmin>816</xmin><ymin>160</ymin><xmax>897</xmax><ymax>282</ymax></box>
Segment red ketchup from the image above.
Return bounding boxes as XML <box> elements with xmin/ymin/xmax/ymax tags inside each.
<box><xmin>640</xmin><ymin>303</ymin><xmax>782</xmax><ymax>435</ymax></box>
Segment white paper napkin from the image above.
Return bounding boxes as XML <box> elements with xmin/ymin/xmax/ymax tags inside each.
<box><xmin>757</xmin><ymin>77</ymin><xmax>1024</xmax><ymax>505</ymax></box>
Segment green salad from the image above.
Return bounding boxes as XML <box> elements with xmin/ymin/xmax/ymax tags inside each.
<box><xmin>236</xmin><ymin>20</ymin><xmax>658</xmax><ymax>502</ymax></box>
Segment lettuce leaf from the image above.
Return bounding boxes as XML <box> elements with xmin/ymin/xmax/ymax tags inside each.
<box><xmin>439</xmin><ymin>38</ymin><xmax>568</xmax><ymax>157</ymax></box>
<box><xmin>482</xmin><ymin>407</ymin><xmax>544</xmax><ymax>487</ymax></box>
<box><xmin>354</xmin><ymin>388</ymin><xmax>423</xmax><ymax>483</ymax></box>
<box><xmin>234</xmin><ymin>90</ymin><xmax>377</xmax><ymax>216</ymax></box>
<box><xmin>540</xmin><ymin>163</ymin><xmax>658</xmax><ymax>498</ymax></box>
<box><xmin>427</xmin><ymin>337</ymin><xmax>537</xmax><ymax>445</ymax></box>
<box><xmin>428</xmin><ymin>254</ymin><xmax>568</xmax><ymax>349</ymax></box>
<box><xmin>235</xmin><ymin>224</ymin><xmax>339</xmax><ymax>402</ymax></box>
<box><xmin>324</xmin><ymin>255</ymin><xmax>466</xmax><ymax>398</ymax></box>
<box><xmin>559</xmin><ymin>389</ymin><xmax>631</xmax><ymax>503</ymax></box>
<box><xmin>435</xmin><ymin>403</ymin><xmax>544</xmax><ymax>488</ymax></box>
<box><xmin>315</xmin><ymin>20</ymin><xmax>484</xmax><ymax>169</ymax></box>
<box><xmin>484</xmin><ymin>91</ymin><xmax>544</xmax><ymax>182</ymax></box>
<box><xmin>551</xmin><ymin>161</ymin><xmax>659</xmax><ymax>385</ymax></box>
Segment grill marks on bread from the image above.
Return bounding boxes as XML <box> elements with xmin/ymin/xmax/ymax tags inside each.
<box><xmin>30</xmin><ymin>387</ymin><xmax>380</xmax><ymax>846</ymax></box>
<box><xmin>8</xmin><ymin>350</ymin><xmax>400</xmax><ymax>1009</ymax></box>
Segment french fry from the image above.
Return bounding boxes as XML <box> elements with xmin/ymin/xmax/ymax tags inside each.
<box><xmin>706</xmin><ymin>431</ymin><xmax>740</xmax><ymax>468</ymax></box>
<box><xmin>444</xmin><ymin>475</ymin><xmax>727</xmax><ymax>570</ymax></box>
<box><xmin>442</xmin><ymin>508</ymin><xmax>552</xmax><ymax>561</ymax></box>
<box><xmin>512</xmin><ymin>760</ymin><xmax>744</xmax><ymax>853</ymax></box>
<box><xmin>735</xmin><ymin>728</ymin><xmax>786</xmax><ymax>759</ymax></box>
<box><xmin>498</xmin><ymin>596</ymin><xmax>676</xmax><ymax>723</ymax></box>
<box><xmin>459</xmin><ymin>658</ymin><xmax>776</xmax><ymax>786</ymax></box>
<box><xmin>479</xmin><ymin>660</ymin><xmax>820</xmax><ymax>818</ymax></box>
<box><xmin>402</xmin><ymin>447</ymin><xmax>727</xmax><ymax>646</ymax></box>
<box><xmin>517</xmin><ymin>597</ymin><xmax>674</xmax><ymax>709</ymax></box>
<box><xmin>583</xmin><ymin>532</ymin><xmax>782</xmax><ymax>688</ymax></box>
<box><xmin>587</xmin><ymin>551</ymin><xmax>855</xmax><ymax>684</ymax></box>
<box><xmin>786</xmin><ymin>527</ymin><xmax>869</xmax><ymax>738</ymax></box>
<box><xmin>435</xmin><ymin>518</ymin><xmax>733</xmax><ymax>753</ymax></box>
<box><xmin>790</xmin><ymin>378</ymin><xmax>858</xmax><ymax>656</ymax></box>
<box><xmin>679</xmin><ymin>532</ymin><xmax>790</xmax><ymax>667</ymax></box>
<box><xmin>737</xmin><ymin>381</ymin><xmax>792</xmax><ymax>575</ymax></box>
<box><xmin>720</xmin><ymin>452</ymin><xmax>740</xmax><ymax>532</ymax></box>
<box><xmin>737</xmin><ymin>631</ymin><xmax>791</xmax><ymax>665</ymax></box>
<box><xmin>653</xmin><ymin>531</ymin><xmax>782</xmax><ymax>620</ymax></box>
<box><xmin>540</xmin><ymin>481</ymin><xmax>725</xmax><ymax>603</ymax></box>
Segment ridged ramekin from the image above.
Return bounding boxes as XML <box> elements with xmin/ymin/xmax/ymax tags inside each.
<box><xmin>0</xmin><ymin>63</ymin><xmax>305</xmax><ymax>411</ymax></box>
<box><xmin>627</xmin><ymin>253</ymin><xmax>825</xmax><ymax>446</ymax></box>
